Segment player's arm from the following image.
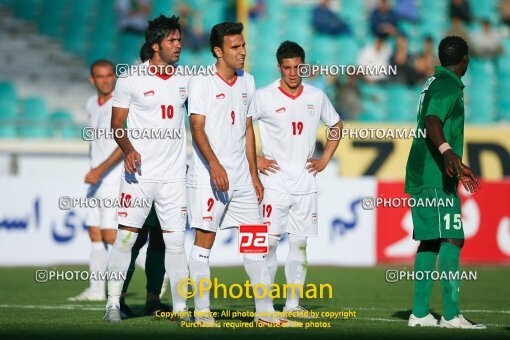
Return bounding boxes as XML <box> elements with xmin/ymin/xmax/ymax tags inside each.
<box><xmin>111</xmin><ymin>106</ymin><xmax>141</xmax><ymax>174</ymax></box>
<box><xmin>307</xmin><ymin>120</ymin><xmax>343</xmax><ymax>176</ymax></box>
<box><xmin>246</xmin><ymin>116</ymin><xmax>263</xmax><ymax>203</ymax></box>
<box><xmin>84</xmin><ymin>147</ymin><xmax>123</xmax><ymax>184</ymax></box>
<box><xmin>189</xmin><ymin>114</ymin><xmax>229</xmax><ymax>192</ymax></box>
<box><xmin>425</xmin><ymin>116</ymin><xmax>479</xmax><ymax>193</ymax></box>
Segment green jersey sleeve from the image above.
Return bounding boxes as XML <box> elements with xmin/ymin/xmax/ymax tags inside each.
<box><xmin>424</xmin><ymin>80</ymin><xmax>457</xmax><ymax>123</ymax></box>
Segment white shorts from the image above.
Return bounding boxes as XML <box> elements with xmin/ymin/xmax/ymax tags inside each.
<box><xmin>188</xmin><ymin>186</ymin><xmax>261</xmax><ymax>232</ymax></box>
<box><xmin>85</xmin><ymin>182</ymin><xmax>119</xmax><ymax>230</ymax></box>
<box><xmin>116</xmin><ymin>179</ymin><xmax>187</xmax><ymax>232</ymax></box>
<box><xmin>261</xmin><ymin>189</ymin><xmax>318</xmax><ymax>237</ymax></box>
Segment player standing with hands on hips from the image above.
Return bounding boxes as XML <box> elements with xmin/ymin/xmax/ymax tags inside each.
<box><xmin>406</xmin><ymin>36</ymin><xmax>485</xmax><ymax>329</ymax></box>
<box><xmin>250</xmin><ymin>41</ymin><xmax>342</xmax><ymax>316</ymax></box>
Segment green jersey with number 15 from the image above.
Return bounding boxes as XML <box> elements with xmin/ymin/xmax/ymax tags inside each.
<box><xmin>405</xmin><ymin>66</ymin><xmax>465</xmax><ymax>194</ymax></box>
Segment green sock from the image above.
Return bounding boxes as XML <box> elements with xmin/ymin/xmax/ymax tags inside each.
<box><xmin>412</xmin><ymin>251</ymin><xmax>438</xmax><ymax>318</ymax></box>
<box><xmin>439</xmin><ymin>242</ymin><xmax>461</xmax><ymax>321</ymax></box>
<box><xmin>122</xmin><ymin>248</ymin><xmax>140</xmax><ymax>294</ymax></box>
<box><xmin>145</xmin><ymin>248</ymin><xmax>165</xmax><ymax>297</ymax></box>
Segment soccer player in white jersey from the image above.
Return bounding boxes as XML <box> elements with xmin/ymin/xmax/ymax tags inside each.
<box><xmin>250</xmin><ymin>41</ymin><xmax>342</xmax><ymax>316</ymax></box>
<box><xmin>69</xmin><ymin>59</ymin><xmax>123</xmax><ymax>302</ymax></box>
<box><xmin>104</xmin><ymin>15</ymin><xmax>190</xmax><ymax>322</ymax></box>
<box><xmin>187</xmin><ymin>22</ymin><xmax>287</xmax><ymax>326</ymax></box>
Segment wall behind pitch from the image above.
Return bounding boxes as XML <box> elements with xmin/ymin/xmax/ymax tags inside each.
<box><xmin>0</xmin><ymin>160</ymin><xmax>377</xmax><ymax>266</ymax></box>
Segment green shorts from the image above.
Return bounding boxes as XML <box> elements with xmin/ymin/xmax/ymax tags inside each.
<box><xmin>410</xmin><ymin>188</ymin><xmax>464</xmax><ymax>240</ymax></box>
<box><xmin>143</xmin><ymin>205</ymin><xmax>162</xmax><ymax>230</ymax></box>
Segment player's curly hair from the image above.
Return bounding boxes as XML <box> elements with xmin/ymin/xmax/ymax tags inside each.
<box><xmin>276</xmin><ymin>41</ymin><xmax>305</xmax><ymax>65</ymax></box>
<box><xmin>210</xmin><ymin>22</ymin><xmax>244</xmax><ymax>58</ymax></box>
<box><xmin>438</xmin><ymin>36</ymin><xmax>468</xmax><ymax>67</ymax></box>
<box><xmin>141</xmin><ymin>15</ymin><xmax>181</xmax><ymax>59</ymax></box>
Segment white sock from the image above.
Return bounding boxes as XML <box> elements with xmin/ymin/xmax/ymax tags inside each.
<box><xmin>163</xmin><ymin>231</ymin><xmax>189</xmax><ymax>312</ymax></box>
<box><xmin>106</xmin><ymin>230</ymin><xmax>137</xmax><ymax>306</ymax></box>
<box><xmin>89</xmin><ymin>241</ymin><xmax>107</xmax><ymax>294</ymax></box>
<box><xmin>266</xmin><ymin>235</ymin><xmax>280</xmax><ymax>284</ymax></box>
<box><xmin>243</xmin><ymin>253</ymin><xmax>273</xmax><ymax>315</ymax></box>
<box><xmin>284</xmin><ymin>235</ymin><xmax>308</xmax><ymax>310</ymax></box>
<box><xmin>189</xmin><ymin>245</ymin><xmax>211</xmax><ymax>312</ymax></box>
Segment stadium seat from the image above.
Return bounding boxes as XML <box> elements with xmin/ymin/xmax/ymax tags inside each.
<box><xmin>13</xmin><ymin>0</ymin><xmax>42</xmax><ymax>21</ymax></box>
<box><xmin>50</xmin><ymin>110</ymin><xmax>76</xmax><ymax>139</ymax></box>
<box><xmin>0</xmin><ymin>81</ymin><xmax>17</xmax><ymax>101</ymax></box>
<box><xmin>38</xmin><ymin>0</ymin><xmax>67</xmax><ymax>37</ymax></box>
<box><xmin>18</xmin><ymin>97</ymin><xmax>51</xmax><ymax>138</ymax></box>
<box><xmin>386</xmin><ymin>84</ymin><xmax>414</xmax><ymax>122</ymax></box>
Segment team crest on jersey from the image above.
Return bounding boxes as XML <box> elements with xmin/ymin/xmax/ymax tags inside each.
<box><xmin>144</xmin><ymin>90</ymin><xmax>155</xmax><ymax>97</ymax></box>
<box><xmin>242</xmin><ymin>93</ymin><xmax>247</xmax><ymax>105</ymax></box>
<box><xmin>179</xmin><ymin>87</ymin><xmax>186</xmax><ymax>99</ymax></box>
<box><xmin>181</xmin><ymin>207</ymin><xmax>187</xmax><ymax>219</ymax></box>
<box><xmin>203</xmin><ymin>216</ymin><xmax>213</xmax><ymax>222</ymax></box>
<box><xmin>307</xmin><ymin>104</ymin><xmax>315</xmax><ymax>116</ymax></box>
<box><xmin>216</xmin><ymin>93</ymin><xmax>225</xmax><ymax>100</ymax></box>
<box><xmin>276</xmin><ymin>107</ymin><xmax>286</xmax><ymax>114</ymax></box>
<box><xmin>311</xmin><ymin>213</ymin><xmax>318</xmax><ymax>224</ymax></box>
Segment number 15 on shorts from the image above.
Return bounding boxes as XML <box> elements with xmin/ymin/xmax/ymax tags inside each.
<box><xmin>238</xmin><ymin>225</ymin><xmax>268</xmax><ymax>254</ymax></box>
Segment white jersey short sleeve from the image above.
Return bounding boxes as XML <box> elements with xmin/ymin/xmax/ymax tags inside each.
<box><xmin>112</xmin><ymin>61</ymin><xmax>190</xmax><ymax>183</ymax></box>
<box><xmin>86</xmin><ymin>94</ymin><xmax>122</xmax><ymax>184</ymax></box>
<box><xmin>252</xmin><ymin>80</ymin><xmax>341</xmax><ymax>194</ymax></box>
<box><xmin>187</xmin><ymin>66</ymin><xmax>255</xmax><ymax>189</ymax></box>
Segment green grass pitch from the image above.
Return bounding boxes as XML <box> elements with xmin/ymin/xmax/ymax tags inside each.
<box><xmin>0</xmin><ymin>265</ymin><xmax>508</xmax><ymax>339</ymax></box>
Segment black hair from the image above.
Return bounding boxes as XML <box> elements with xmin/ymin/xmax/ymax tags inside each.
<box><xmin>438</xmin><ymin>36</ymin><xmax>468</xmax><ymax>67</ymax></box>
<box><xmin>276</xmin><ymin>40</ymin><xmax>305</xmax><ymax>64</ymax></box>
<box><xmin>210</xmin><ymin>22</ymin><xmax>243</xmax><ymax>58</ymax></box>
<box><xmin>144</xmin><ymin>14</ymin><xmax>180</xmax><ymax>58</ymax></box>
<box><xmin>90</xmin><ymin>59</ymin><xmax>114</xmax><ymax>76</ymax></box>
<box><xmin>140</xmin><ymin>43</ymin><xmax>153</xmax><ymax>62</ymax></box>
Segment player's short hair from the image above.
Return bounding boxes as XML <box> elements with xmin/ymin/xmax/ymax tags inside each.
<box><xmin>90</xmin><ymin>59</ymin><xmax>114</xmax><ymax>76</ymax></box>
<box><xmin>438</xmin><ymin>36</ymin><xmax>468</xmax><ymax>67</ymax></box>
<box><xmin>276</xmin><ymin>41</ymin><xmax>305</xmax><ymax>64</ymax></box>
<box><xmin>143</xmin><ymin>14</ymin><xmax>180</xmax><ymax>57</ymax></box>
<box><xmin>210</xmin><ymin>22</ymin><xmax>244</xmax><ymax>58</ymax></box>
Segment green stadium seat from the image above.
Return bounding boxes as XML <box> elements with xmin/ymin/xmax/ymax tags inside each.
<box><xmin>13</xmin><ymin>0</ymin><xmax>42</xmax><ymax>21</ymax></box>
<box><xmin>21</xmin><ymin>97</ymin><xmax>48</xmax><ymax>120</ymax></box>
<box><xmin>18</xmin><ymin>97</ymin><xmax>50</xmax><ymax>138</ymax></box>
<box><xmin>0</xmin><ymin>81</ymin><xmax>17</xmax><ymax>100</ymax></box>
<box><xmin>50</xmin><ymin>110</ymin><xmax>76</xmax><ymax>138</ymax></box>
<box><xmin>38</xmin><ymin>0</ymin><xmax>67</xmax><ymax>37</ymax></box>
<box><xmin>0</xmin><ymin>125</ymin><xmax>17</xmax><ymax>138</ymax></box>
<box><xmin>0</xmin><ymin>98</ymin><xmax>18</xmax><ymax>119</ymax></box>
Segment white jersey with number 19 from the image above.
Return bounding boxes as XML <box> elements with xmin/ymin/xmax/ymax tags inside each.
<box><xmin>187</xmin><ymin>66</ymin><xmax>256</xmax><ymax>189</ymax></box>
<box><xmin>113</xmin><ymin>60</ymin><xmax>189</xmax><ymax>183</ymax></box>
<box><xmin>249</xmin><ymin>80</ymin><xmax>341</xmax><ymax>194</ymax></box>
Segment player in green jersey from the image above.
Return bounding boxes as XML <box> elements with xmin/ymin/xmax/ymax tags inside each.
<box><xmin>405</xmin><ymin>36</ymin><xmax>484</xmax><ymax>329</ymax></box>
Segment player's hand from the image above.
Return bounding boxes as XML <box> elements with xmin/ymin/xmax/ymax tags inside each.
<box><xmin>84</xmin><ymin>167</ymin><xmax>103</xmax><ymax>185</ymax></box>
<box><xmin>257</xmin><ymin>156</ymin><xmax>279</xmax><ymax>176</ymax></box>
<box><xmin>252</xmin><ymin>176</ymin><xmax>264</xmax><ymax>203</ymax></box>
<box><xmin>459</xmin><ymin>164</ymin><xmax>481</xmax><ymax>193</ymax></box>
<box><xmin>124</xmin><ymin>149</ymin><xmax>141</xmax><ymax>174</ymax></box>
<box><xmin>306</xmin><ymin>158</ymin><xmax>328</xmax><ymax>176</ymax></box>
<box><xmin>442</xmin><ymin>149</ymin><xmax>462</xmax><ymax>178</ymax></box>
<box><xmin>210</xmin><ymin>161</ymin><xmax>229</xmax><ymax>192</ymax></box>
